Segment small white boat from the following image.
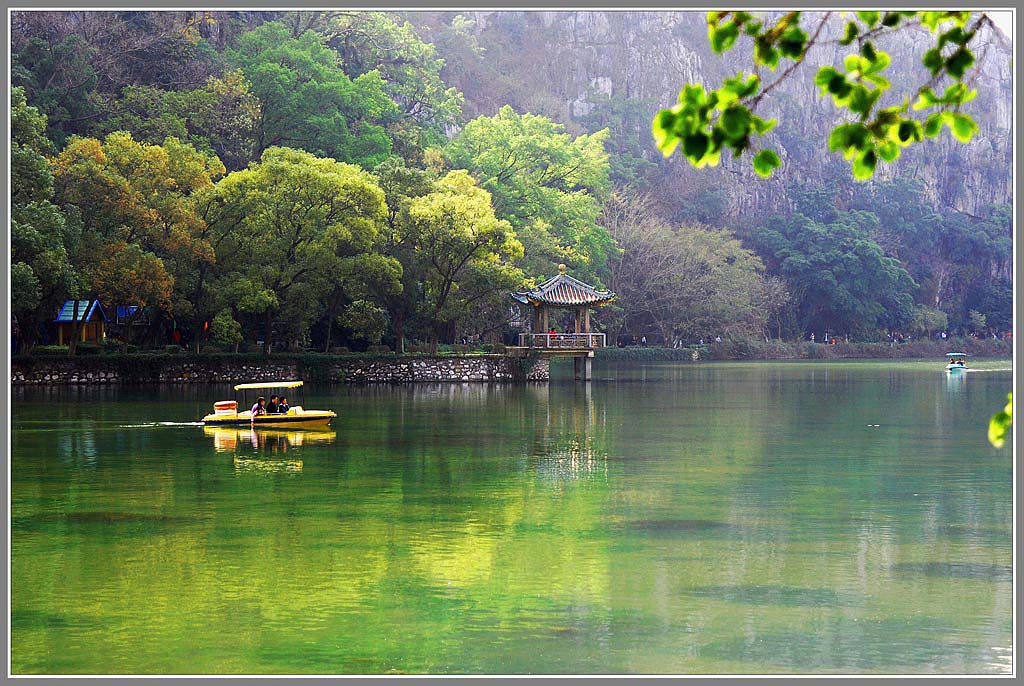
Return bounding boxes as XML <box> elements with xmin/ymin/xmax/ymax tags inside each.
<box><xmin>945</xmin><ymin>352</ymin><xmax>968</xmax><ymax>373</ymax></box>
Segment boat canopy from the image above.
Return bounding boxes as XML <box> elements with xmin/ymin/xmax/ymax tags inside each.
<box><xmin>945</xmin><ymin>352</ymin><xmax>968</xmax><ymax>358</ymax></box>
<box><xmin>234</xmin><ymin>381</ymin><xmax>304</xmax><ymax>391</ymax></box>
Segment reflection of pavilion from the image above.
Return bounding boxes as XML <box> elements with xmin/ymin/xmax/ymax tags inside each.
<box><xmin>527</xmin><ymin>384</ymin><xmax>608</xmax><ymax>481</ymax></box>
<box><xmin>509</xmin><ymin>264</ymin><xmax>616</xmax><ymax>381</ymax></box>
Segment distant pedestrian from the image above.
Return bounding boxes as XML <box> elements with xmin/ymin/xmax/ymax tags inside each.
<box><xmin>810</xmin><ymin>333</ymin><xmax>815</xmax><ymax>343</ymax></box>
<box><xmin>715</xmin><ymin>335</ymin><xmax>722</xmax><ymax>343</ymax></box>
<box><xmin>641</xmin><ymin>335</ymin><xmax>647</xmax><ymax>347</ymax></box>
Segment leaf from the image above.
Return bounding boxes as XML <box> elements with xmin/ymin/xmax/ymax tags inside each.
<box><xmin>711</xmin><ymin>21</ymin><xmax>740</xmax><ymax>53</ymax></box>
<box><xmin>840</xmin><ymin>22</ymin><xmax>859</xmax><ymax>45</ymax></box>
<box><xmin>856</xmin><ymin>11</ymin><xmax>880</xmax><ymax>27</ymax></box>
<box><xmin>682</xmin><ymin>132</ymin><xmax>710</xmax><ymax>163</ymax></box>
<box><xmin>946</xmin><ymin>48</ymin><xmax>975</xmax><ymax>78</ymax></box>
<box><xmin>720</xmin><ymin>105</ymin><xmax>751</xmax><ymax>138</ymax></box>
<box><xmin>896</xmin><ymin>120</ymin><xmax>922</xmax><ymax>143</ymax></box>
<box><xmin>877</xmin><ymin>140</ymin><xmax>900</xmax><ymax>162</ymax></box>
<box><xmin>751</xmin><ymin>115</ymin><xmax>777</xmax><ymax>135</ymax></box>
<box><xmin>851</xmin><ymin>148</ymin><xmax>877</xmax><ymax>180</ymax></box>
<box><xmin>922</xmin><ymin>48</ymin><xmax>943</xmax><ymax>75</ymax></box>
<box><xmin>923</xmin><ymin>113</ymin><xmax>943</xmax><ymax>137</ymax></box>
<box><xmin>988</xmin><ymin>393</ymin><xmax>1012</xmax><ymax>448</ymax></box>
<box><xmin>948</xmin><ymin>113</ymin><xmax>978</xmax><ymax>142</ymax></box>
<box><xmin>752</xmin><ymin>149</ymin><xmax>781</xmax><ymax>177</ymax></box>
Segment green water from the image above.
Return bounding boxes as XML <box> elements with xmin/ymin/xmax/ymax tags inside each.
<box><xmin>11</xmin><ymin>360</ymin><xmax>1013</xmax><ymax>674</ymax></box>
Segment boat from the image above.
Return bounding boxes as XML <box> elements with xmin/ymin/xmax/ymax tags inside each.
<box><xmin>200</xmin><ymin>380</ymin><xmax>337</xmax><ymax>428</ymax></box>
<box><xmin>945</xmin><ymin>352</ymin><xmax>968</xmax><ymax>373</ymax></box>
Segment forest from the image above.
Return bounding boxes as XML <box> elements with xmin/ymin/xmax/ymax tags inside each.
<box><xmin>10</xmin><ymin>10</ymin><xmax>1013</xmax><ymax>354</ymax></box>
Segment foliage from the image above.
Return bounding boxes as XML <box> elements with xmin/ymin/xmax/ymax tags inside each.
<box><xmin>301</xmin><ymin>11</ymin><xmax>465</xmax><ymax>160</ymax></box>
<box><xmin>341</xmin><ymin>299</ymin><xmax>389</xmax><ymax>343</ymax></box>
<box><xmin>199</xmin><ymin>146</ymin><xmax>387</xmax><ymax>353</ymax></box>
<box><xmin>743</xmin><ymin>206</ymin><xmax>917</xmax><ymax>337</ymax></box>
<box><xmin>406</xmin><ymin>170</ymin><xmax>524</xmax><ymax>344</ymax></box>
<box><xmin>95</xmin><ymin>71</ymin><xmax>260</xmax><ymax>171</ymax></box>
<box><xmin>446</xmin><ymin>105</ymin><xmax>613</xmax><ymax>284</ymax></box>
<box><xmin>988</xmin><ymin>394</ymin><xmax>1012</xmax><ymax>449</ymax></box>
<box><xmin>230</xmin><ymin>21</ymin><xmax>399</xmax><ymax>168</ymax></box>
<box><xmin>602</xmin><ymin>190</ymin><xmax>768</xmax><ymax>344</ymax></box>
<box><xmin>654</xmin><ymin>11</ymin><xmax>995</xmax><ymax>179</ymax></box>
<box><xmin>210</xmin><ymin>309</ymin><xmax>243</xmax><ymax>348</ymax></box>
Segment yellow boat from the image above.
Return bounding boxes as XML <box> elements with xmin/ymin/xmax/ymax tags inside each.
<box><xmin>200</xmin><ymin>380</ymin><xmax>336</xmax><ymax>428</ymax></box>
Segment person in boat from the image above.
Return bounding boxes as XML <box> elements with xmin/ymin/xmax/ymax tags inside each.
<box><xmin>278</xmin><ymin>396</ymin><xmax>290</xmax><ymax>414</ymax></box>
<box><xmin>267</xmin><ymin>395</ymin><xmax>279</xmax><ymax>414</ymax></box>
<box><xmin>250</xmin><ymin>396</ymin><xmax>266</xmax><ymax>424</ymax></box>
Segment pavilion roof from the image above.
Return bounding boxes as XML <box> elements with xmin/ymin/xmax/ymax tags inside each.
<box><xmin>55</xmin><ymin>300</ymin><xmax>108</xmax><ymax>323</ymax></box>
<box><xmin>511</xmin><ymin>265</ymin><xmax>616</xmax><ymax>307</ymax></box>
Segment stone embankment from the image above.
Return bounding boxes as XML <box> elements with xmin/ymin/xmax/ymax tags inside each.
<box><xmin>10</xmin><ymin>354</ymin><xmax>549</xmax><ymax>385</ymax></box>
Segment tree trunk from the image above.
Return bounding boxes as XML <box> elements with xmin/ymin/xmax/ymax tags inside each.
<box><xmin>323</xmin><ymin>317</ymin><xmax>333</xmax><ymax>353</ymax></box>
<box><xmin>263</xmin><ymin>310</ymin><xmax>273</xmax><ymax>355</ymax></box>
<box><xmin>394</xmin><ymin>316</ymin><xmax>405</xmax><ymax>355</ymax></box>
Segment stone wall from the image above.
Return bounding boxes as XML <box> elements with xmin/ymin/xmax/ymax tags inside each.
<box><xmin>10</xmin><ymin>354</ymin><xmax>549</xmax><ymax>385</ymax></box>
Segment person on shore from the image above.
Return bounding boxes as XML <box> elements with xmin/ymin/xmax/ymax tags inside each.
<box><xmin>250</xmin><ymin>397</ymin><xmax>266</xmax><ymax>425</ymax></box>
<box><xmin>267</xmin><ymin>395</ymin><xmax>279</xmax><ymax>414</ymax></box>
<box><xmin>278</xmin><ymin>396</ymin><xmax>290</xmax><ymax>414</ymax></box>
<box><xmin>641</xmin><ymin>335</ymin><xmax>647</xmax><ymax>347</ymax></box>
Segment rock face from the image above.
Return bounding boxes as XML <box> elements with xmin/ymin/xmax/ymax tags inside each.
<box><xmin>10</xmin><ymin>355</ymin><xmax>551</xmax><ymax>385</ymax></box>
<box><xmin>435</xmin><ymin>11</ymin><xmax>1011</xmax><ymax>217</ymax></box>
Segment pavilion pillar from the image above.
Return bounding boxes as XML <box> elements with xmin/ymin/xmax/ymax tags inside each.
<box><xmin>574</xmin><ymin>308</ymin><xmax>581</xmax><ymax>334</ymax></box>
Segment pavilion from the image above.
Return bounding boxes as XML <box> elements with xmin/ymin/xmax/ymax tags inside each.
<box><xmin>509</xmin><ymin>264</ymin><xmax>616</xmax><ymax>380</ymax></box>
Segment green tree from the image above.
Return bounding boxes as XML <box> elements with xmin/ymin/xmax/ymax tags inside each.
<box><xmin>230</xmin><ymin>21</ymin><xmax>399</xmax><ymax>168</ymax></box>
<box><xmin>744</xmin><ymin>209</ymin><xmax>916</xmax><ymax>337</ymax></box>
<box><xmin>92</xmin><ymin>242</ymin><xmax>174</xmax><ymax>351</ymax></box>
<box><xmin>406</xmin><ymin>170</ymin><xmax>524</xmax><ymax>349</ymax></box>
<box><xmin>51</xmin><ymin>131</ymin><xmax>225</xmax><ymax>346</ymax></box>
<box><xmin>653</xmin><ymin>11</ymin><xmax>999</xmax><ymax>180</ymax></box>
<box><xmin>95</xmin><ymin>70</ymin><xmax>260</xmax><ymax>171</ymax></box>
<box><xmin>201</xmin><ymin>147</ymin><xmax>387</xmax><ymax>354</ymax></box>
<box><xmin>602</xmin><ymin>189</ymin><xmax>769</xmax><ymax>344</ymax></box>
<box><xmin>292</xmin><ymin>11</ymin><xmax>464</xmax><ymax>161</ymax></box>
<box><xmin>341</xmin><ymin>299</ymin><xmax>389</xmax><ymax>345</ymax></box>
<box><xmin>445</xmin><ymin>105</ymin><xmax>613</xmax><ymax>284</ymax></box>
<box><xmin>210</xmin><ymin>309</ymin><xmax>243</xmax><ymax>352</ymax></box>
<box><xmin>11</xmin><ymin>87</ymin><xmax>79</xmax><ymax>352</ymax></box>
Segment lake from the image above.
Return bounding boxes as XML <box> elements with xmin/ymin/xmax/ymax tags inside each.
<box><xmin>10</xmin><ymin>359</ymin><xmax>1014</xmax><ymax>674</ymax></box>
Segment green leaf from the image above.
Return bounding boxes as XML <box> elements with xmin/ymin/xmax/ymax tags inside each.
<box><xmin>857</xmin><ymin>11</ymin><xmax>880</xmax><ymax>27</ymax></box>
<box><xmin>877</xmin><ymin>140</ymin><xmax>900</xmax><ymax>162</ymax></box>
<box><xmin>652</xmin><ymin>110</ymin><xmax>680</xmax><ymax>155</ymax></box>
<box><xmin>881</xmin><ymin>12</ymin><xmax>901</xmax><ymax>27</ymax></box>
<box><xmin>682</xmin><ymin>132</ymin><xmax>710</xmax><ymax>162</ymax></box>
<box><xmin>988</xmin><ymin>393</ymin><xmax>1012</xmax><ymax>448</ymax></box>
<box><xmin>946</xmin><ymin>48</ymin><xmax>975</xmax><ymax>78</ymax></box>
<box><xmin>711</xmin><ymin>21</ymin><xmax>741</xmax><ymax>53</ymax></box>
<box><xmin>840</xmin><ymin>22</ymin><xmax>859</xmax><ymax>45</ymax></box>
<box><xmin>778</xmin><ymin>25</ymin><xmax>808</xmax><ymax>59</ymax></box>
<box><xmin>948</xmin><ymin>113</ymin><xmax>978</xmax><ymax>142</ymax></box>
<box><xmin>752</xmin><ymin>149</ymin><xmax>781</xmax><ymax>177</ymax></box>
<box><xmin>922</xmin><ymin>48</ymin><xmax>943</xmax><ymax>75</ymax></box>
<box><xmin>755</xmin><ymin>39</ymin><xmax>779</xmax><ymax>69</ymax></box>
<box><xmin>896</xmin><ymin>120</ymin><xmax>922</xmax><ymax>144</ymax></box>
<box><xmin>914</xmin><ymin>88</ymin><xmax>939</xmax><ymax>110</ymax></box>
<box><xmin>720</xmin><ymin>105</ymin><xmax>751</xmax><ymax>138</ymax></box>
<box><xmin>851</xmin><ymin>148</ymin><xmax>877</xmax><ymax>180</ymax></box>
<box><xmin>923</xmin><ymin>113</ymin><xmax>943</xmax><ymax>137</ymax></box>
<box><xmin>751</xmin><ymin>115</ymin><xmax>777</xmax><ymax>135</ymax></box>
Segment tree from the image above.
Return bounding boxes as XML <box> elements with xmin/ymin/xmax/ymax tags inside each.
<box><xmin>744</xmin><ymin>209</ymin><xmax>916</xmax><ymax>338</ymax></box>
<box><xmin>93</xmin><ymin>242</ymin><xmax>173</xmax><ymax>351</ymax></box>
<box><xmin>445</xmin><ymin>105</ymin><xmax>613</xmax><ymax>284</ymax></box>
<box><xmin>653</xmin><ymin>11</ymin><xmax>1001</xmax><ymax>180</ymax></box>
<box><xmin>341</xmin><ymin>300</ymin><xmax>389</xmax><ymax>345</ymax></box>
<box><xmin>51</xmin><ymin>131</ymin><xmax>225</xmax><ymax>347</ymax></box>
<box><xmin>292</xmin><ymin>11</ymin><xmax>465</xmax><ymax>161</ymax></box>
<box><xmin>201</xmin><ymin>147</ymin><xmax>387</xmax><ymax>354</ymax></box>
<box><xmin>230</xmin><ymin>21</ymin><xmax>399</xmax><ymax>168</ymax></box>
<box><xmin>405</xmin><ymin>170</ymin><xmax>524</xmax><ymax>349</ymax></box>
<box><xmin>210</xmin><ymin>309</ymin><xmax>243</xmax><ymax>352</ymax></box>
<box><xmin>602</xmin><ymin>190</ymin><xmax>768</xmax><ymax>344</ymax></box>
<box><xmin>10</xmin><ymin>87</ymin><xmax>79</xmax><ymax>352</ymax></box>
<box><xmin>95</xmin><ymin>70</ymin><xmax>260</xmax><ymax>171</ymax></box>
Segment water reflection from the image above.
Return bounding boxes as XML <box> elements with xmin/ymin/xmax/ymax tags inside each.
<box><xmin>528</xmin><ymin>384</ymin><xmax>608</xmax><ymax>482</ymax></box>
<box><xmin>204</xmin><ymin>427</ymin><xmax>336</xmax><ymax>473</ymax></box>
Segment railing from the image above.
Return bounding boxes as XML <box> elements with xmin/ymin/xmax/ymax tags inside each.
<box><xmin>518</xmin><ymin>333</ymin><xmax>606</xmax><ymax>349</ymax></box>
